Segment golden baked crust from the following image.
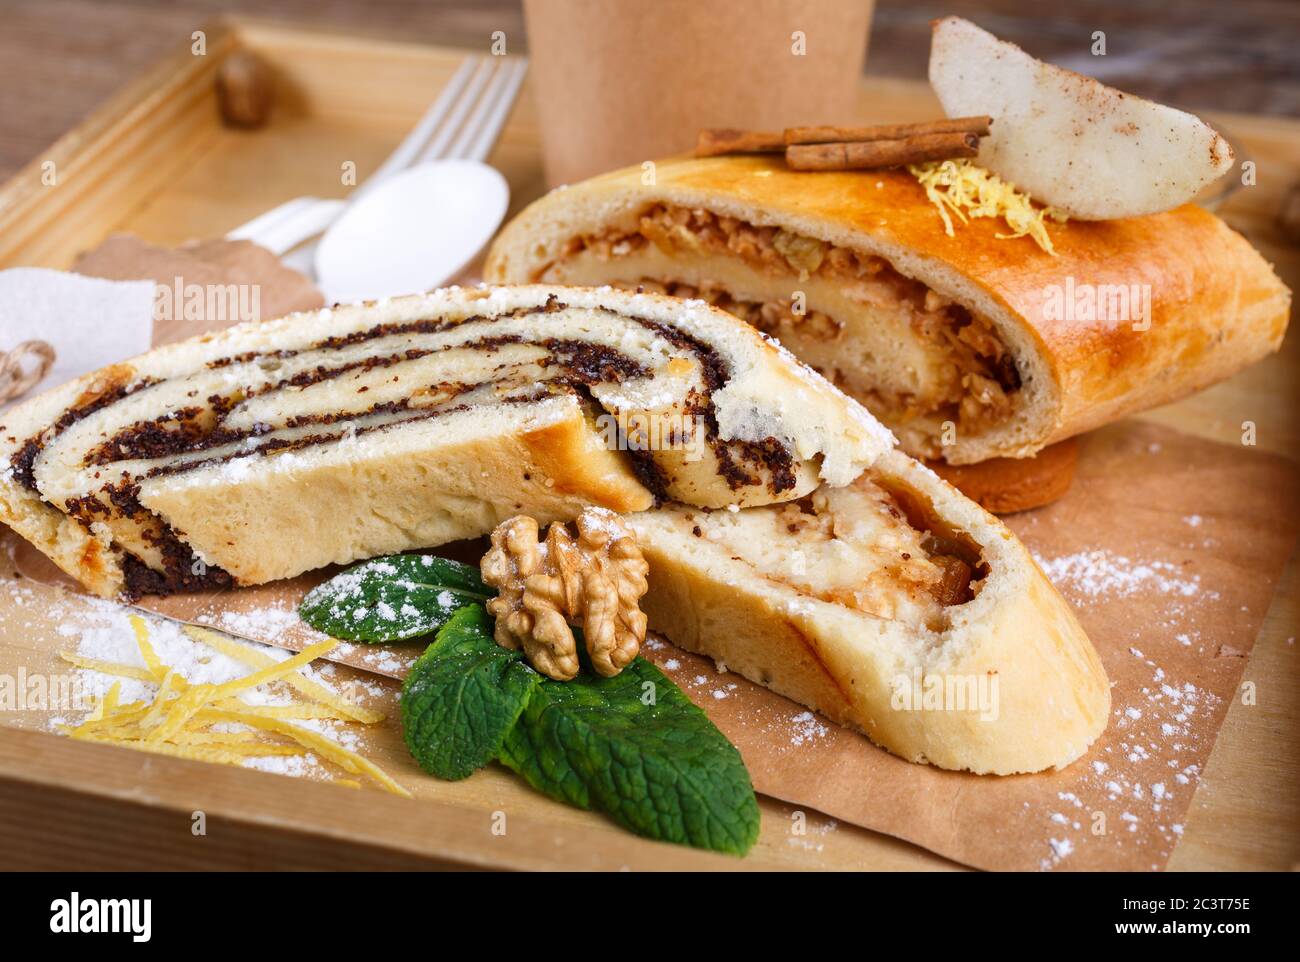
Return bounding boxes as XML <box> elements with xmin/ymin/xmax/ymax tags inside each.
<box><xmin>486</xmin><ymin>155</ymin><xmax>1291</xmax><ymax>463</ymax></box>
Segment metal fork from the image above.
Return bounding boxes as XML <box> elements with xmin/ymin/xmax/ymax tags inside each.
<box><xmin>227</xmin><ymin>55</ymin><xmax>528</xmax><ymax>257</ymax></box>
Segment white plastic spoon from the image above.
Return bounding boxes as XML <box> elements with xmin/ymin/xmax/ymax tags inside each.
<box><xmin>314</xmin><ymin>159</ymin><xmax>509</xmax><ymax>304</ymax></box>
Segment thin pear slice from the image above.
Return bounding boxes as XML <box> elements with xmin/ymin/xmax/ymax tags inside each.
<box><xmin>929</xmin><ymin>16</ymin><xmax>1234</xmax><ymax>220</ymax></box>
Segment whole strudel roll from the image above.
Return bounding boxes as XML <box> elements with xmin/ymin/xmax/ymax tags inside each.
<box><xmin>484</xmin><ymin>156</ymin><xmax>1291</xmax><ymax>464</ymax></box>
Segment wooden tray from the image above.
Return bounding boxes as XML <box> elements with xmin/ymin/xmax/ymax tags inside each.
<box><xmin>0</xmin><ymin>16</ymin><xmax>1296</xmax><ymax>871</ymax></box>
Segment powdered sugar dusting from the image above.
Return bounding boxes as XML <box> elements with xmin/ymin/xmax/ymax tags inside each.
<box><xmin>194</xmin><ymin>602</ymin><xmax>302</xmax><ymax>641</ymax></box>
<box><xmin>1035</xmin><ymin>549</ymin><xmax>1214</xmax><ymax>601</ymax></box>
<box><xmin>786</xmin><ymin>711</ymin><xmax>831</xmax><ymax>747</ymax></box>
<box><xmin>1033</xmin><ymin>620</ymin><xmax>1225</xmax><ymax>870</ymax></box>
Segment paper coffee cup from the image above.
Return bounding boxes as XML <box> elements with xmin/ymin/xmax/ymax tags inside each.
<box><xmin>523</xmin><ymin>0</ymin><xmax>874</xmax><ymax>186</ymax></box>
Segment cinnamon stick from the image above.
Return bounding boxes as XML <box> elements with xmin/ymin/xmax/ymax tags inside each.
<box><xmin>784</xmin><ymin>116</ymin><xmax>991</xmax><ymax>145</ymax></box>
<box><xmin>695</xmin><ymin>128</ymin><xmax>785</xmax><ymax>157</ymax></box>
<box><xmin>786</xmin><ymin>131</ymin><xmax>980</xmax><ymax>171</ymax></box>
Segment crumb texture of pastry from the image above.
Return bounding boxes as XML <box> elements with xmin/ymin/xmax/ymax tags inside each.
<box><xmin>485</xmin><ymin>154</ymin><xmax>1291</xmax><ymax>464</ymax></box>
<box><xmin>0</xmin><ymin>285</ymin><xmax>891</xmax><ymax>598</ymax></box>
<box><xmin>628</xmin><ymin>447</ymin><xmax>1111</xmax><ymax>775</ymax></box>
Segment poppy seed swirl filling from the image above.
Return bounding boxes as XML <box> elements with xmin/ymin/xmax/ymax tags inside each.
<box><xmin>11</xmin><ymin>298</ymin><xmax>819</xmax><ymax>598</ymax></box>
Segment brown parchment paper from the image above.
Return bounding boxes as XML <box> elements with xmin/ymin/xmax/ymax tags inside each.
<box><xmin>73</xmin><ymin>234</ymin><xmax>324</xmax><ymax>340</ymax></box>
<box><xmin>9</xmin><ymin>238</ymin><xmax>1299</xmax><ymax>870</ymax></box>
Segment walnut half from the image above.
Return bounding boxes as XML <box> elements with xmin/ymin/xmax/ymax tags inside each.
<box><xmin>481</xmin><ymin>508</ymin><xmax>650</xmax><ymax>680</ymax></box>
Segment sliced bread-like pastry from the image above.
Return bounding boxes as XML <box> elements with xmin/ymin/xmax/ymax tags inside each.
<box><xmin>0</xmin><ymin>285</ymin><xmax>889</xmax><ymax>597</ymax></box>
<box><xmin>484</xmin><ymin>155</ymin><xmax>1291</xmax><ymax>464</ymax></box>
<box><xmin>628</xmin><ymin>447</ymin><xmax>1110</xmax><ymax>774</ymax></box>
<box><xmin>1</xmin><ymin>283</ymin><xmax>1109</xmax><ymax>772</ymax></box>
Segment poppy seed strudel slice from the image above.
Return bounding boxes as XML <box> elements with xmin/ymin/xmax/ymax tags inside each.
<box><xmin>0</xmin><ymin>285</ymin><xmax>892</xmax><ymax>598</ymax></box>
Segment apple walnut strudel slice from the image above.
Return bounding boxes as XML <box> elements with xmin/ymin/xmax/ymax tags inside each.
<box><xmin>629</xmin><ymin>446</ymin><xmax>1108</xmax><ymax>774</ymax></box>
<box><xmin>484</xmin><ymin>155</ymin><xmax>1290</xmax><ymax>465</ymax></box>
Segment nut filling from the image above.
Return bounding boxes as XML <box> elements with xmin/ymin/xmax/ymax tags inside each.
<box><xmin>539</xmin><ymin>203</ymin><xmax>1022</xmax><ymax>459</ymax></box>
<box><xmin>671</xmin><ymin>471</ymin><xmax>984</xmax><ymax>625</ymax></box>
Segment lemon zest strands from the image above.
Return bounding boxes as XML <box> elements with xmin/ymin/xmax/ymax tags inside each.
<box><xmin>206</xmin><ymin>638</ymin><xmax>339</xmax><ymax>699</ymax></box>
<box><xmin>138</xmin><ymin>670</ymin><xmax>183</xmax><ymax>730</ymax></box>
<box><xmin>183</xmin><ymin>625</ymin><xmax>384</xmax><ymax>724</ymax></box>
<box><xmin>130</xmin><ymin>614</ymin><xmax>167</xmax><ymax>681</ymax></box>
<box><xmin>58</xmin><ymin>652</ymin><xmax>156</xmax><ymax>683</ymax></box>
<box><xmin>145</xmin><ymin>683</ymin><xmax>215</xmax><ymax>744</ymax></box>
<box><xmin>198</xmin><ymin>708</ymin><xmax>411</xmax><ymax>798</ymax></box>
<box><xmin>210</xmin><ymin>700</ymin><xmax>354</xmax><ymax>721</ymax></box>
<box><xmin>99</xmin><ymin>681</ymin><xmax>122</xmax><ymax>717</ymax></box>
<box><xmin>58</xmin><ymin>619</ymin><xmax>405</xmax><ymax>796</ymax></box>
<box><xmin>907</xmin><ymin>159</ymin><xmax>1068</xmax><ymax>255</ymax></box>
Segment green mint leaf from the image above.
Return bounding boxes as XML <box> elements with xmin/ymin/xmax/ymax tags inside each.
<box><xmin>299</xmin><ymin>554</ymin><xmax>493</xmax><ymax>643</ymax></box>
<box><xmin>400</xmin><ymin>604</ymin><xmax>540</xmax><ymax>780</ymax></box>
<box><xmin>499</xmin><ymin>657</ymin><xmax>760</xmax><ymax>855</ymax></box>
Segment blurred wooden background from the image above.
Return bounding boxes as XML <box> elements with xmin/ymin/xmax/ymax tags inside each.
<box><xmin>1</xmin><ymin>0</ymin><xmax>1296</xmax><ymax>182</ymax></box>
